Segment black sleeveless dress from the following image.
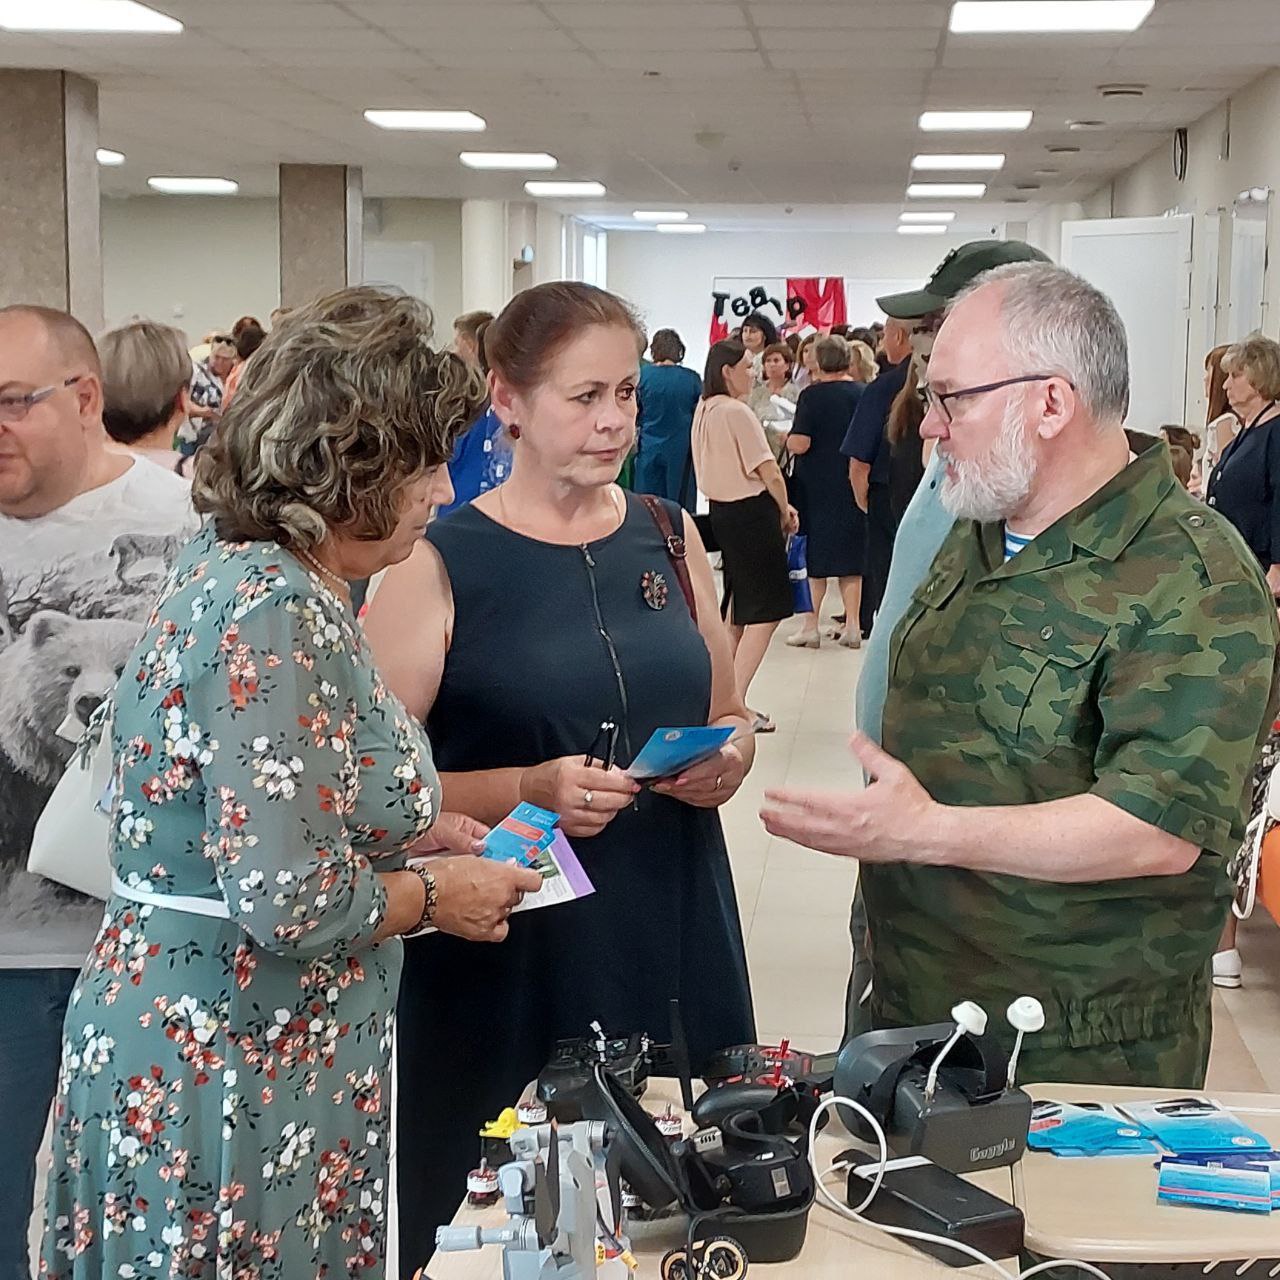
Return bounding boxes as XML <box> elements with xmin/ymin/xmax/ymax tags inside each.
<box><xmin>394</xmin><ymin>495</ymin><xmax>755</xmax><ymax>1273</ymax></box>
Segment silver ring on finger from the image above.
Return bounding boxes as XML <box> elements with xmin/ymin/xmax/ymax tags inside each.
<box><xmin>583</xmin><ymin>790</ymin><xmax>595</xmax><ymax>808</ymax></box>
<box><xmin>715</xmin><ymin>775</ymin><xmax>724</xmax><ymax>791</ymax></box>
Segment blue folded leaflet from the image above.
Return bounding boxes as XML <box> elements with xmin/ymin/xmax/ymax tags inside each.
<box><xmin>1028</xmin><ymin>1100</ymin><xmax>1157</xmax><ymax>1157</ymax></box>
<box><xmin>1120</xmin><ymin>1098</ymin><xmax>1270</xmax><ymax>1155</ymax></box>
<box><xmin>1157</xmin><ymin>1152</ymin><xmax>1277</xmax><ymax>1214</ymax></box>
<box><xmin>627</xmin><ymin>726</ymin><xmax>736</xmax><ymax>782</ymax></box>
<box><xmin>482</xmin><ymin>802</ymin><xmax>560</xmax><ymax>866</ymax></box>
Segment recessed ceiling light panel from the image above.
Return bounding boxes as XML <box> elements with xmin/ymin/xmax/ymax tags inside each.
<box><xmin>656</xmin><ymin>223</ymin><xmax>707</xmax><ymax>234</ymax></box>
<box><xmin>949</xmin><ymin>1</ymin><xmax>1155</xmax><ymax>34</ymax></box>
<box><xmin>459</xmin><ymin>152</ymin><xmax>556</xmax><ymax>170</ymax></box>
<box><xmin>919</xmin><ymin>110</ymin><xmax>1033</xmax><ymax>132</ymax></box>
<box><xmin>634</xmin><ymin>210</ymin><xmax>689</xmax><ymax>221</ymax></box>
<box><xmin>0</xmin><ymin>0</ymin><xmax>182</xmax><ymax>31</ymax></box>
<box><xmin>365</xmin><ymin>110</ymin><xmax>486</xmax><ymax>132</ymax></box>
<box><xmin>898</xmin><ymin>225</ymin><xmax>948</xmax><ymax>235</ymax></box>
<box><xmin>907</xmin><ymin>182</ymin><xmax>988</xmax><ymax>198</ymax></box>
<box><xmin>525</xmin><ymin>181</ymin><xmax>606</xmax><ymax>197</ymax></box>
<box><xmin>147</xmin><ymin>176</ymin><xmax>238</xmax><ymax>195</ymax></box>
<box><xmin>900</xmin><ymin>211</ymin><xmax>958</xmax><ymax>223</ymax></box>
<box><xmin>912</xmin><ymin>153</ymin><xmax>1006</xmax><ymax>171</ymax></box>
<box><xmin>96</xmin><ymin>147</ymin><xmax>125</xmax><ymax>166</ymax></box>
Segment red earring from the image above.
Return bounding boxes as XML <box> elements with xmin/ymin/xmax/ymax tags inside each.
<box><xmin>509</xmin><ymin>424</ymin><xmax>521</xmax><ymax>439</ymax></box>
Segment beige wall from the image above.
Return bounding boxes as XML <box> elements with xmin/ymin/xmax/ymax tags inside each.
<box><xmin>102</xmin><ymin>196</ymin><xmax>280</xmax><ymax>343</ymax></box>
<box><xmin>101</xmin><ymin>195</ymin><xmax>464</xmax><ymax>344</ymax></box>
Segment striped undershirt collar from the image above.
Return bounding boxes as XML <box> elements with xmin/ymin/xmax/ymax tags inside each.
<box><xmin>1003</xmin><ymin>526</ymin><xmax>1033</xmax><ymax>562</ymax></box>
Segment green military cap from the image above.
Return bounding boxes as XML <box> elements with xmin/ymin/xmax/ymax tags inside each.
<box><xmin>878</xmin><ymin>240</ymin><xmax>1052</xmax><ymax>319</ymax></box>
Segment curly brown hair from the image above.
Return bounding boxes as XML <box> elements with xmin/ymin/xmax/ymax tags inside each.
<box><xmin>192</xmin><ymin>287</ymin><xmax>484</xmax><ymax>547</ymax></box>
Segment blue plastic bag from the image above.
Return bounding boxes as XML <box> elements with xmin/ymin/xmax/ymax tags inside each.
<box><xmin>787</xmin><ymin>534</ymin><xmax>813</xmax><ymax>615</ymax></box>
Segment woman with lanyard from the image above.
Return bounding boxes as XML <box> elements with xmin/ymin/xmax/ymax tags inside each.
<box><xmin>364</xmin><ymin>282</ymin><xmax>756</xmax><ymax>1271</ymax></box>
<box><xmin>1203</xmin><ymin>334</ymin><xmax>1280</xmax><ymax>993</ymax></box>
<box><xmin>1205</xmin><ymin>335</ymin><xmax>1280</xmax><ymax>598</ymax></box>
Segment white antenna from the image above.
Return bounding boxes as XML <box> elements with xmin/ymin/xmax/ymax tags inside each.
<box><xmin>924</xmin><ymin>1001</ymin><xmax>987</xmax><ymax>1102</ymax></box>
<box><xmin>1005</xmin><ymin>997</ymin><xmax>1045</xmax><ymax>1089</ymax></box>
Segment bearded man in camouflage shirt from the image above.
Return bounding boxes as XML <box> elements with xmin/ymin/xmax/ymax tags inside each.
<box><xmin>763</xmin><ymin>262</ymin><xmax>1280</xmax><ymax>1087</ymax></box>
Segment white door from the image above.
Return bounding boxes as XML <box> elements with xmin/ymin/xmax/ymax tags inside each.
<box><xmin>1061</xmin><ymin>214</ymin><xmax>1193</xmax><ymax>434</ymax></box>
<box><xmin>363</xmin><ymin>240</ymin><xmax>434</xmax><ymax>304</ymax></box>
<box><xmin>1228</xmin><ymin>210</ymin><xmax>1269</xmax><ymax>341</ymax></box>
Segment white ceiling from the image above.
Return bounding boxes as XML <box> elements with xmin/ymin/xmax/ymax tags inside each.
<box><xmin>3</xmin><ymin>0</ymin><xmax>1279</xmax><ymax>231</ymax></box>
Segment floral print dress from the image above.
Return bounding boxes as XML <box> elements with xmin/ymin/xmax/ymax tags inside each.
<box><xmin>41</xmin><ymin>526</ymin><xmax>440</xmax><ymax>1279</ymax></box>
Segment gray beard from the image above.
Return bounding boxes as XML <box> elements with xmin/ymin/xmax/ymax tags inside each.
<box><xmin>937</xmin><ymin>400</ymin><xmax>1038</xmax><ymax>523</ymax></box>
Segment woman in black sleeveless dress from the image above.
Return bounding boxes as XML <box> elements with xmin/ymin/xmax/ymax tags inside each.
<box><xmin>364</xmin><ymin>283</ymin><xmax>757</xmax><ymax>1274</ymax></box>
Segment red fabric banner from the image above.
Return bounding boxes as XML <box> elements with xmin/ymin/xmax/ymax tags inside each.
<box><xmin>785</xmin><ymin>277</ymin><xmax>846</xmax><ymax>335</ymax></box>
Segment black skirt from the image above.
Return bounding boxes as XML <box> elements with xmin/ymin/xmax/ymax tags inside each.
<box><xmin>709</xmin><ymin>492</ymin><xmax>793</xmax><ymax>626</ymax></box>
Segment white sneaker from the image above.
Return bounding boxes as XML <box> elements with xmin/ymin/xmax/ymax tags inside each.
<box><xmin>1212</xmin><ymin>948</ymin><xmax>1243</xmax><ymax>989</ymax></box>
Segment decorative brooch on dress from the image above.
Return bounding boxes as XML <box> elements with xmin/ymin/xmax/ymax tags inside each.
<box><xmin>641</xmin><ymin>570</ymin><xmax>669</xmax><ymax>611</ymax></box>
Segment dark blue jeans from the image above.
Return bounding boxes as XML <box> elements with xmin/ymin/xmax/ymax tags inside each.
<box><xmin>0</xmin><ymin>968</ymin><xmax>79</xmax><ymax>1280</ymax></box>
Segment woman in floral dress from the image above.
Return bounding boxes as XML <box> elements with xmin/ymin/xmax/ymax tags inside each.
<box><xmin>40</xmin><ymin>288</ymin><xmax>541</xmax><ymax>1278</ymax></box>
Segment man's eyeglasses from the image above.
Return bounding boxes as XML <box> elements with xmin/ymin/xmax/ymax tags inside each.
<box><xmin>920</xmin><ymin>373</ymin><xmax>1072</xmax><ymax>426</ymax></box>
<box><xmin>0</xmin><ymin>375</ymin><xmax>83</xmax><ymax>427</ymax></box>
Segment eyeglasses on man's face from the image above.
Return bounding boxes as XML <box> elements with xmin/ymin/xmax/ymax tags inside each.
<box><xmin>0</xmin><ymin>375</ymin><xmax>83</xmax><ymax>427</ymax></box>
<box><xmin>920</xmin><ymin>373</ymin><xmax>1072</xmax><ymax>426</ymax></box>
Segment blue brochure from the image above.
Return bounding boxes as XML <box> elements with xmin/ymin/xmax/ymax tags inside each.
<box><xmin>1119</xmin><ymin>1098</ymin><xmax>1270</xmax><ymax>1155</ymax></box>
<box><xmin>1028</xmin><ymin>1100</ymin><xmax>1158</xmax><ymax>1157</ymax></box>
<box><xmin>481</xmin><ymin>802</ymin><xmax>560</xmax><ymax>866</ymax></box>
<box><xmin>627</xmin><ymin>726</ymin><xmax>736</xmax><ymax>782</ymax></box>
<box><xmin>1157</xmin><ymin>1153</ymin><xmax>1276</xmax><ymax>1214</ymax></box>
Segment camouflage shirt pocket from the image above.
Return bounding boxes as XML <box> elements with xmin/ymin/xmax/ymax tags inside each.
<box><xmin>975</xmin><ymin>617</ymin><xmax>1109</xmax><ymax>751</ymax></box>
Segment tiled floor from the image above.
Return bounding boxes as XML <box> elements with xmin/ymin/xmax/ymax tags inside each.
<box><xmin>725</xmin><ymin>607</ymin><xmax>1280</xmax><ymax>1093</ymax></box>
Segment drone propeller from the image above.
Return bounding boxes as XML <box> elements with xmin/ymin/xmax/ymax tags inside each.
<box><xmin>534</xmin><ymin>1120</ymin><xmax>561</xmax><ymax>1247</ymax></box>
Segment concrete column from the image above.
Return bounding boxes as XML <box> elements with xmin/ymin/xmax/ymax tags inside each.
<box><xmin>534</xmin><ymin>206</ymin><xmax>566</xmax><ymax>285</ymax></box>
<box><xmin>278</xmin><ymin>164</ymin><xmax>363</xmax><ymax>308</ymax></box>
<box><xmin>0</xmin><ymin>70</ymin><xmax>102</xmax><ymax>330</ymax></box>
<box><xmin>461</xmin><ymin>199</ymin><xmax>509</xmax><ymax>313</ymax></box>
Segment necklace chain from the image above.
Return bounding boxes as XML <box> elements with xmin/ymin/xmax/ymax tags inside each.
<box><xmin>294</xmin><ymin>546</ymin><xmax>350</xmax><ymax>600</ymax></box>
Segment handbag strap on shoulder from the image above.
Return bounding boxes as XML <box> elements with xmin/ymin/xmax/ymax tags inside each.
<box><xmin>639</xmin><ymin>494</ymin><xmax>698</xmax><ymax>624</ymax></box>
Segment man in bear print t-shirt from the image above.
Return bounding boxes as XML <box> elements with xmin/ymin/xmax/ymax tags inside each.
<box><xmin>0</xmin><ymin>305</ymin><xmax>198</xmax><ymax>1270</ymax></box>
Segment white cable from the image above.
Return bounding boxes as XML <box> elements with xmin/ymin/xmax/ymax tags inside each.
<box><xmin>1019</xmin><ymin>1262</ymin><xmax>1113</xmax><ymax>1280</ymax></box>
<box><xmin>808</xmin><ymin>1096</ymin><xmax>1114</xmax><ymax>1280</ymax></box>
<box><xmin>925</xmin><ymin>1001</ymin><xmax>988</xmax><ymax>1101</ymax></box>
<box><xmin>923</xmin><ymin>1026</ymin><xmax>965</xmax><ymax>1102</ymax></box>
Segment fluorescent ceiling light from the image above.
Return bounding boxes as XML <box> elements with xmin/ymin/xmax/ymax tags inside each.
<box><xmin>900</xmin><ymin>211</ymin><xmax>957</xmax><ymax>223</ymax></box>
<box><xmin>898</xmin><ymin>225</ymin><xmax>948</xmax><ymax>235</ymax></box>
<box><xmin>0</xmin><ymin>0</ymin><xmax>181</xmax><ymax>31</ymax></box>
<box><xmin>919</xmin><ymin>110</ymin><xmax>1033</xmax><ymax>132</ymax></box>
<box><xmin>459</xmin><ymin>152</ymin><xmax>557</xmax><ymax>170</ymax></box>
<box><xmin>364</xmin><ymin>110</ymin><xmax>486</xmax><ymax>132</ymax></box>
<box><xmin>525</xmin><ymin>180</ymin><xmax>605</xmax><ymax>197</ymax></box>
<box><xmin>633</xmin><ymin>210</ymin><xmax>689</xmax><ymax>222</ymax></box>
<box><xmin>912</xmin><ymin>153</ymin><xmax>1006</xmax><ymax>171</ymax></box>
<box><xmin>656</xmin><ymin>223</ymin><xmax>706</xmax><ymax>234</ymax></box>
<box><xmin>147</xmin><ymin>176</ymin><xmax>238</xmax><ymax>195</ymax></box>
<box><xmin>949</xmin><ymin>1</ymin><xmax>1155</xmax><ymax>33</ymax></box>
<box><xmin>907</xmin><ymin>182</ymin><xmax>987</xmax><ymax>198</ymax></box>
<box><xmin>96</xmin><ymin>148</ymin><xmax>125</xmax><ymax>166</ymax></box>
